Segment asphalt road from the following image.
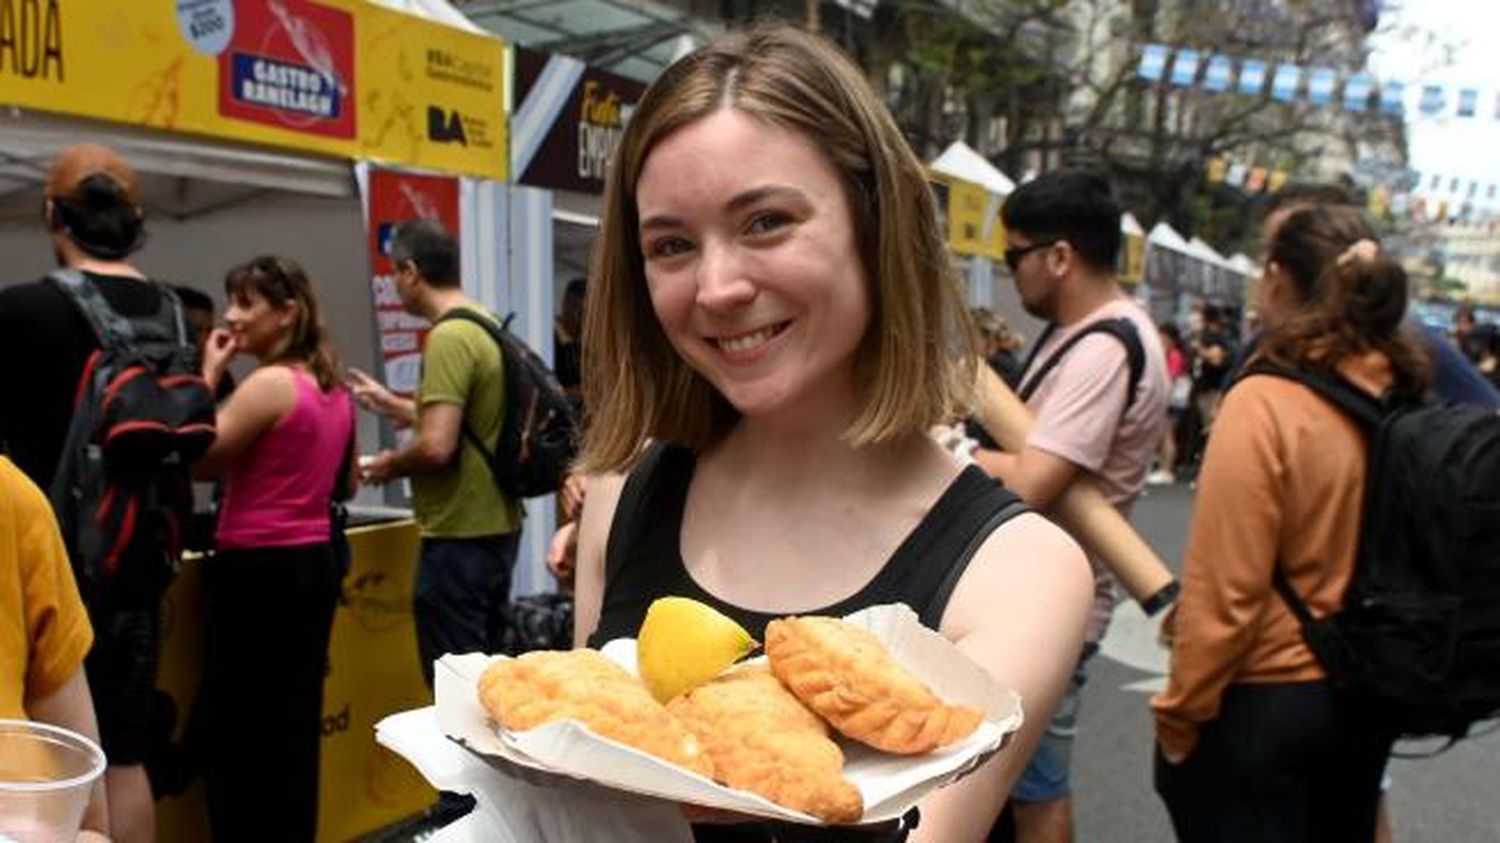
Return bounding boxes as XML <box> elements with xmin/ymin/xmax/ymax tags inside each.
<box><xmin>1074</xmin><ymin>483</ymin><xmax>1500</xmax><ymax>842</ymax></box>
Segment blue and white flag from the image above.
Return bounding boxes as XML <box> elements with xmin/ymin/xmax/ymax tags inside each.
<box><xmin>1343</xmin><ymin>73</ymin><xmax>1374</xmax><ymax>111</ymax></box>
<box><xmin>1171</xmin><ymin>49</ymin><xmax>1203</xmax><ymax>87</ymax></box>
<box><xmin>1138</xmin><ymin>44</ymin><xmax>1170</xmax><ymax>82</ymax></box>
<box><xmin>1307</xmin><ymin>68</ymin><xmax>1336</xmax><ymax>105</ymax></box>
<box><xmin>1270</xmin><ymin>64</ymin><xmax>1303</xmax><ymax>103</ymax></box>
<box><xmin>1458</xmin><ymin>88</ymin><xmax>1477</xmax><ymax>118</ymax></box>
<box><xmin>1380</xmin><ymin>81</ymin><xmax>1405</xmax><ymax>115</ymax></box>
<box><xmin>1239</xmin><ymin>59</ymin><xmax>1268</xmax><ymax>96</ymax></box>
<box><xmin>1203</xmin><ymin>55</ymin><xmax>1233</xmax><ymax>92</ymax></box>
<box><xmin>1419</xmin><ymin>84</ymin><xmax>1446</xmax><ymax>116</ymax></box>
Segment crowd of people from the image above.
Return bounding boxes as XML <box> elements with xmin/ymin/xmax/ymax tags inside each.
<box><xmin>2</xmin><ymin>20</ymin><xmax>1496</xmax><ymax>843</ymax></box>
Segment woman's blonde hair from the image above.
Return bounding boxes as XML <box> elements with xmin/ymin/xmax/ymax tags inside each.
<box><xmin>579</xmin><ymin>24</ymin><xmax>974</xmax><ymax>472</ymax></box>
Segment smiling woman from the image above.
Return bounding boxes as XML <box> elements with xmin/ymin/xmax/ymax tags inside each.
<box><xmin>191</xmin><ymin>255</ymin><xmax>357</xmax><ymax>842</ymax></box>
<box><xmin>570</xmin><ymin>24</ymin><xmax>1093</xmax><ymax>843</ymax></box>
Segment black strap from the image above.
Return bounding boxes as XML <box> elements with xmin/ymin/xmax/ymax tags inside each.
<box><xmin>1239</xmin><ymin>362</ymin><xmax>1385</xmax><ymax>432</ymax></box>
<box><xmin>1272</xmin><ymin>567</ymin><xmax>1317</xmax><ymax>627</ymax></box>
<box><xmin>47</xmin><ymin>268</ymin><xmax>190</xmax><ymax>351</ymax></box>
<box><xmin>604</xmin><ymin>441</ymin><xmax>674</xmax><ymax>584</ymax></box>
<box><xmin>919</xmin><ymin>496</ymin><xmax>1031</xmax><ymax>629</ymax></box>
<box><xmin>1018</xmin><ymin>317</ymin><xmax>1147</xmax><ymax>410</ymax></box>
<box><xmin>433</xmin><ymin>307</ymin><xmax>507</xmax><ymax>468</ymax></box>
<box><xmin>332</xmin><ymin>393</ymin><xmax>358</xmax><ymax>503</ymax></box>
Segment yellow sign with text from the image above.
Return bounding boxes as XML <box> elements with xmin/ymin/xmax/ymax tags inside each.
<box><xmin>0</xmin><ymin>0</ymin><xmax>505</xmax><ymax>179</ymax></box>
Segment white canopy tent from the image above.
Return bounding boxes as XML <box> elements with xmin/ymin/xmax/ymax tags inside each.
<box><xmin>929</xmin><ymin>140</ymin><xmax>1016</xmax><ymax>196</ymax></box>
<box><xmin>1121</xmin><ymin>211</ymin><xmax>1145</xmax><ymax>237</ymax></box>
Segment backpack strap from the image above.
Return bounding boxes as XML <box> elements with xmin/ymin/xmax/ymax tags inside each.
<box><xmin>1018</xmin><ymin>317</ymin><xmax>1147</xmax><ymax>409</ymax></box>
<box><xmin>433</xmin><ymin>307</ymin><xmax>507</xmax><ymax>469</ymax></box>
<box><xmin>1271</xmin><ymin>567</ymin><xmax>1318</xmax><ymax>626</ymax></box>
<box><xmin>1239</xmin><ymin>361</ymin><xmax>1385</xmax><ymax>432</ymax></box>
<box><xmin>48</xmin><ymin>269</ymin><xmax>194</xmax><ymax>350</ymax></box>
<box><xmin>48</xmin><ymin>269</ymin><xmax>136</xmax><ymax>350</ymax></box>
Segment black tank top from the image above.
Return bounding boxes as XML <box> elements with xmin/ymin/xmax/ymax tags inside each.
<box><xmin>589</xmin><ymin>443</ymin><xmax>1026</xmax><ymax>842</ymax></box>
<box><xmin>588</xmin><ymin>443</ymin><xmax>1028</xmax><ymax>646</ymax></box>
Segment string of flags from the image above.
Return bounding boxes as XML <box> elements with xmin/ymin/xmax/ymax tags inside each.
<box><xmin>1203</xmin><ymin>155</ymin><xmax>1500</xmax><ymax>226</ymax></box>
<box><xmin>1138</xmin><ymin>43</ymin><xmax>1496</xmax><ymax>122</ymax></box>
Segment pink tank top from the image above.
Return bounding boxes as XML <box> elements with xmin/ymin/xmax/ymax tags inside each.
<box><xmin>216</xmin><ymin>368</ymin><xmax>354</xmax><ymax>550</ymax></box>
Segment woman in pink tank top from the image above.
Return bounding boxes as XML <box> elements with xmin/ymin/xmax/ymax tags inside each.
<box><xmin>192</xmin><ymin>255</ymin><xmax>356</xmax><ymax>841</ymax></box>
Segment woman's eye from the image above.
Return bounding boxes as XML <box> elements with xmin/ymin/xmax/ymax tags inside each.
<box><xmin>647</xmin><ymin>237</ymin><xmax>693</xmax><ymax>258</ymax></box>
<box><xmin>746</xmin><ymin>212</ymin><xmax>791</xmax><ymax>235</ymax></box>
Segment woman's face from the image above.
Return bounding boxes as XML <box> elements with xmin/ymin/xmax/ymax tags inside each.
<box><xmin>634</xmin><ymin>108</ymin><xmax>871</xmax><ymax>421</ymax></box>
<box><xmin>225</xmin><ymin>288</ymin><xmax>295</xmax><ymax>359</ymax></box>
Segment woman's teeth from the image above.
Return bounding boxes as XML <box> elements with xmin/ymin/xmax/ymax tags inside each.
<box><xmin>719</xmin><ymin>324</ymin><xmax>782</xmax><ymax>353</ymax></box>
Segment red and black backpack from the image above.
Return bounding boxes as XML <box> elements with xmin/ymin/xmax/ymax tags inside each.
<box><xmin>47</xmin><ymin>269</ymin><xmax>216</xmax><ymax>608</ymax></box>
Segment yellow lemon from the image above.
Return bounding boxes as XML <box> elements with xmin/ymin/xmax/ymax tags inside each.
<box><xmin>637</xmin><ymin>596</ymin><xmax>758</xmax><ymax>703</ymax></box>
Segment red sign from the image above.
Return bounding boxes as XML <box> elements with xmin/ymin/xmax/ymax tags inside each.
<box><xmin>365</xmin><ymin>168</ymin><xmax>460</xmax><ymax>395</ymax></box>
<box><xmin>219</xmin><ymin>0</ymin><xmax>357</xmax><ymax>139</ymax></box>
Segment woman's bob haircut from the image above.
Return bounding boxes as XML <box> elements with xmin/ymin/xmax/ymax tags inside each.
<box><xmin>578</xmin><ymin>24</ymin><xmax>975</xmax><ymax>472</ymax></box>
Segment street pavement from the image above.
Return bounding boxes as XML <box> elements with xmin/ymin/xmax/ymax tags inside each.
<box><xmin>1074</xmin><ymin>482</ymin><xmax>1500</xmax><ymax>842</ymax></box>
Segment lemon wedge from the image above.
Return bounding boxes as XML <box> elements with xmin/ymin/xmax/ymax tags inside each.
<box><xmin>637</xmin><ymin>596</ymin><xmax>758</xmax><ymax>703</ymax></box>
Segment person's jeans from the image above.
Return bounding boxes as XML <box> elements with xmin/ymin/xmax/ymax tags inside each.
<box><xmin>1154</xmin><ymin>681</ymin><xmax>1394</xmax><ymax>843</ymax></box>
<box><xmin>414</xmin><ymin>532</ymin><xmax>521</xmax><ymax>687</ymax></box>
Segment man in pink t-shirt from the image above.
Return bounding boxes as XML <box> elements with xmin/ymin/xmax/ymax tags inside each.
<box><xmin>973</xmin><ymin>169</ymin><xmax>1168</xmax><ymax>843</ymax></box>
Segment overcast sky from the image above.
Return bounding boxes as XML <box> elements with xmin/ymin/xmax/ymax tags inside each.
<box><xmin>1369</xmin><ymin>0</ymin><xmax>1500</xmax><ymax>212</ymax></box>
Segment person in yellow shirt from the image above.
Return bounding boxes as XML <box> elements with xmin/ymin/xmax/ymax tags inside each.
<box><xmin>1</xmin><ymin>456</ymin><xmax>110</xmax><ymax>840</ymax></box>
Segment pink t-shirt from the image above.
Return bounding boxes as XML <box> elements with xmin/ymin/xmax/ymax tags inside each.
<box><xmin>1022</xmin><ymin>298</ymin><xmax>1169</xmax><ymax>640</ymax></box>
<box><xmin>216</xmin><ymin>368</ymin><xmax>354</xmax><ymax>551</ymax></box>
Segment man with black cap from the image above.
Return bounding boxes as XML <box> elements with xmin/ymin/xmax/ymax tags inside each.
<box><xmin>0</xmin><ymin>143</ymin><xmax>172</xmax><ymax>843</ymax></box>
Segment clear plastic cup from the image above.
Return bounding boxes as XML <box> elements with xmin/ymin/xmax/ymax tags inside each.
<box><xmin>0</xmin><ymin>719</ymin><xmax>107</xmax><ymax>843</ymax></box>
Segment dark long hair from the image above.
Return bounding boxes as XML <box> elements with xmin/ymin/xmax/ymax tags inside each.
<box><xmin>1258</xmin><ymin>205</ymin><xmax>1429</xmax><ymax>393</ymax></box>
<box><xmin>224</xmin><ymin>256</ymin><xmax>343</xmax><ymax>391</ymax></box>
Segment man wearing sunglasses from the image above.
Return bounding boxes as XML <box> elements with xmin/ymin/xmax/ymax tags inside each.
<box><xmin>974</xmin><ymin>169</ymin><xmax>1170</xmax><ymax>843</ymax></box>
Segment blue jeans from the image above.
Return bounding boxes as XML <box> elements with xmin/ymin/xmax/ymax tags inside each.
<box><xmin>414</xmin><ymin>532</ymin><xmax>521</xmax><ymax>687</ymax></box>
<box><xmin>1010</xmin><ymin>642</ymin><xmax>1099</xmax><ymax>803</ymax></box>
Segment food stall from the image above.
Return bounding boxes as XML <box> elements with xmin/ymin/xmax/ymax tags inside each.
<box><xmin>927</xmin><ymin>141</ymin><xmax>1015</xmax><ymax>313</ymax></box>
<box><xmin>0</xmin><ymin>0</ymin><xmax>512</xmax><ymax>838</ymax></box>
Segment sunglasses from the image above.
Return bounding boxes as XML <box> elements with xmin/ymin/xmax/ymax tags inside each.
<box><xmin>1003</xmin><ymin>239</ymin><xmax>1062</xmax><ymax>272</ymax></box>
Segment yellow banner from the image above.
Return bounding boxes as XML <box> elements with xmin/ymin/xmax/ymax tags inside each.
<box><xmin>0</xmin><ymin>0</ymin><xmax>505</xmax><ymax>179</ymax></box>
<box><xmin>932</xmin><ymin>173</ymin><xmax>1005</xmax><ymax>259</ymax></box>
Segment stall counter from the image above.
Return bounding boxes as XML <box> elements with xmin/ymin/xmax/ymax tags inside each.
<box><xmin>155</xmin><ymin>516</ymin><xmax>437</xmax><ymax>841</ymax></box>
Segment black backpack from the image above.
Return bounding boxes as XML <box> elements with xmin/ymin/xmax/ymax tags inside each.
<box><xmin>47</xmin><ymin>270</ymin><xmax>217</xmax><ymax>608</ymax></box>
<box><xmin>436</xmin><ymin>307</ymin><xmax>579</xmax><ymax>498</ymax></box>
<box><xmin>1249</xmin><ymin>363</ymin><xmax>1500</xmax><ymax>745</ymax></box>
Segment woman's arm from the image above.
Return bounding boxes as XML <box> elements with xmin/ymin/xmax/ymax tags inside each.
<box><xmin>1151</xmin><ymin>382</ymin><xmax>1286</xmax><ymax>759</ymax></box>
<box><xmin>28</xmin><ymin>670</ymin><xmax>110</xmax><ymax>837</ymax></box>
<box><xmin>572</xmin><ymin>471</ymin><xmax>626</xmax><ymax>647</ymax></box>
<box><xmin>193</xmin><ymin>367</ymin><xmax>296</xmax><ymax>478</ymax></box>
<box><xmin>910</xmin><ymin>513</ymin><xmax>1093</xmax><ymax>842</ymax></box>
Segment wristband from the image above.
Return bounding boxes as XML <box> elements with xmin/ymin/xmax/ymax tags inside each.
<box><xmin>1139</xmin><ymin>579</ymin><xmax>1180</xmax><ymax>616</ymax></box>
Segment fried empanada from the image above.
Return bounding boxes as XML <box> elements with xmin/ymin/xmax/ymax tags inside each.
<box><xmin>478</xmin><ymin>649</ymin><xmax>714</xmax><ymax>777</ymax></box>
<box><xmin>668</xmin><ymin>664</ymin><xmax>863</xmax><ymax>823</ymax></box>
<box><xmin>765</xmin><ymin>616</ymin><xmax>983</xmax><ymax>754</ymax></box>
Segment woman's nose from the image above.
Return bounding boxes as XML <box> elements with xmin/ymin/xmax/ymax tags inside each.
<box><xmin>694</xmin><ymin>242</ymin><xmax>756</xmax><ymax>312</ymax></box>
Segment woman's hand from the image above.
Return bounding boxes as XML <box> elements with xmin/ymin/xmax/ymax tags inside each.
<box><xmin>201</xmin><ymin>327</ymin><xmax>237</xmax><ymax>389</ymax></box>
<box><xmin>560</xmin><ymin>472</ymin><xmax>587</xmax><ymax>521</ymax></box>
<box><xmin>547</xmin><ymin>520</ymin><xmax>579</xmax><ymax>587</ymax></box>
